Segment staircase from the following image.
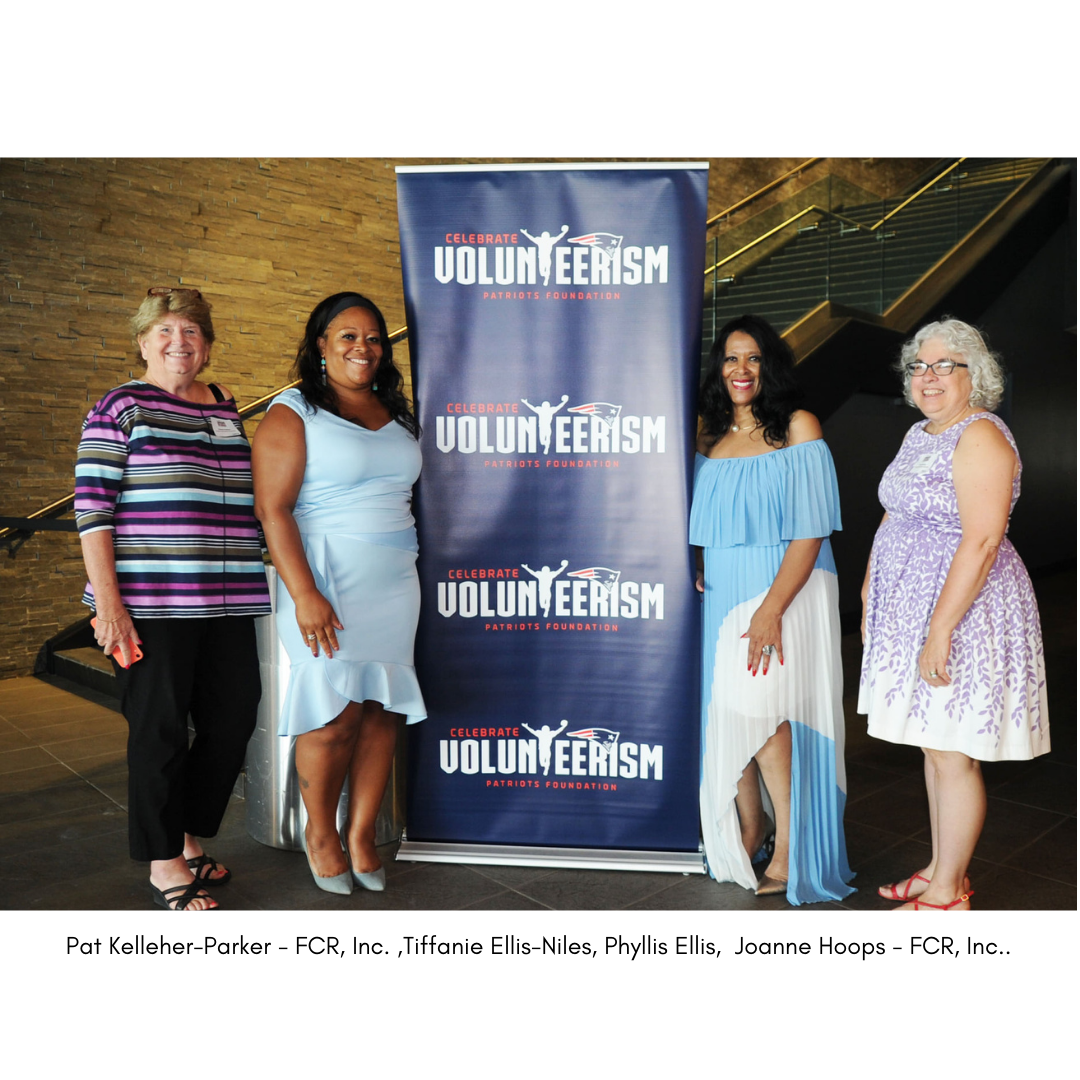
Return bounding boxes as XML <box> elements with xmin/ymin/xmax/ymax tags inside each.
<box><xmin>701</xmin><ymin>158</ymin><xmax>1048</xmax><ymax>363</ymax></box>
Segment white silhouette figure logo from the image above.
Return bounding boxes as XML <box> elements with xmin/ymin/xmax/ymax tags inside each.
<box><xmin>520</xmin><ymin>395</ymin><xmax>569</xmax><ymax>455</ymax></box>
<box><xmin>521</xmin><ymin>719</ymin><xmax>568</xmax><ymax>776</ymax></box>
<box><xmin>521</xmin><ymin>224</ymin><xmax>569</xmax><ymax>286</ymax></box>
<box><xmin>521</xmin><ymin>559</ymin><xmax>568</xmax><ymax>617</ymax></box>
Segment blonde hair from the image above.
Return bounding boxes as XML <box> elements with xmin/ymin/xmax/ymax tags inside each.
<box><xmin>896</xmin><ymin>317</ymin><xmax>1005</xmax><ymax>411</ymax></box>
<box><xmin>131</xmin><ymin>290</ymin><xmax>215</xmax><ymax>369</ymax></box>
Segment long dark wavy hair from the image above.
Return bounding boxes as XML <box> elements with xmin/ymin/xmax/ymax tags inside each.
<box><xmin>699</xmin><ymin>313</ymin><xmax>802</xmax><ymax>448</ymax></box>
<box><xmin>292</xmin><ymin>292</ymin><xmax>420</xmax><ymax>438</ymax></box>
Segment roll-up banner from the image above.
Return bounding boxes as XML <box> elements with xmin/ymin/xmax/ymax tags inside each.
<box><xmin>397</xmin><ymin>163</ymin><xmax>708</xmax><ymax>870</ymax></box>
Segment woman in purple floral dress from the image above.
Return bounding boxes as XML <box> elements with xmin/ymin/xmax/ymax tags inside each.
<box><xmin>859</xmin><ymin>319</ymin><xmax>1049</xmax><ymax>911</ymax></box>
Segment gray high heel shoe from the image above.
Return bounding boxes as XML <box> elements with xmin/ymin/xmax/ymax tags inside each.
<box><xmin>301</xmin><ymin>828</ymin><xmax>353</xmax><ymax>896</ymax></box>
<box><xmin>352</xmin><ymin>866</ymin><xmax>386</xmax><ymax>892</ymax></box>
<box><xmin>341</xmin><ymin>828</ymin><xmax>386</xmax><ymax>891</ymax></box>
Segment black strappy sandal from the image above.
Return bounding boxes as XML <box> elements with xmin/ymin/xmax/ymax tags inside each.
<box><xmin>150</xmin><ymin>880</ymin><xmax>217</xmax><ymax>911</ymax></box>
<box><xmin>186</xmin><ymin>853</ymin><xmax>231</xmax><ymax>886</ymax></box>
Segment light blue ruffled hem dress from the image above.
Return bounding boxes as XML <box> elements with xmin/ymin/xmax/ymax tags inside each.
<box><xmin>689</xmin><ymin>438</ymin><xmax>854</xmax><ymax>904</ymax></box>
<box><xmin>269</xmin><ymin>389</ymin><xmax>427</xmax><ymax>734</ymax></box>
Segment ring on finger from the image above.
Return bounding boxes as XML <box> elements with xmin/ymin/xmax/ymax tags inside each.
<box><xmin>761</xmin><ymin>644</ymin><xmax>774</xmax><ymax>655</ymax></box>
<box><xmin>306</xmin><ymin>633</ymin><xmax>317</xmax><ymax>641</ymax></box>
<box><xmin>929</xmin><ymin>669</ymin><xmax>939</xmax><ymax>678</ymax></box>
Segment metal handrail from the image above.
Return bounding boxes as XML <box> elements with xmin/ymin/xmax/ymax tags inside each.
<box><xmin>706</xmin><ymin>158</ymin><xmax>823</xmax><ymax>228</ymax></box>
<box><xmin>704</xmin><ymin>205</ymin><xmax>867</xmax><ymax>277</ymax></box>
<box><xmin>703</xmin><ymin>158</ymin><xmax>969</xmax><ymax>278</ymax></box>
<box><xmin>0</xmin><ymin>325</ymin><xmax>410</xmax><ymax>550</ymax></box>
<box><xmin>867</xmin><ymin>157</ymin><xmax>966</xmax><ymax>230</ymax></box>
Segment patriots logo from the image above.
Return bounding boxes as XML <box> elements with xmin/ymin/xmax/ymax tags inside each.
<box><xmin>567</xmin><ymin>232</ymin><xmax>623</xmax><ymax>263</ymax></box>
<box><xmin>567</xmin><ymin>566</ymin><xmax>621</xmax><ymax>593</ymax></box>
<box><xmin>566</xmin><ymin>728</ymin><xmax>621</xmax><ymax>755</ymax></box>
<box><xmin>568</xmin><ymin>401</ymin><xmax>622</xmax><ymax>428</ymax></box>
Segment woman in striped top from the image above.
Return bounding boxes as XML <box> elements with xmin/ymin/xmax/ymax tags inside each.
<box><xmin>75</xmin><ymin>287</ymin><xmax>271</xmax><ymax>911</ymax></box>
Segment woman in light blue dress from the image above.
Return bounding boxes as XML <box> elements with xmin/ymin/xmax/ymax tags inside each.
<box><xmin>253</xmin><ymin>293</ymin><xmax>425</xmax><ymax>896</ymax></box>
<box><xmin>690</xmin><ymin>315</ymin><xmax>854</xmax><ymax>905</ymax></box>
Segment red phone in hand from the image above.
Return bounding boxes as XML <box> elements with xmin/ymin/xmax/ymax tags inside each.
<box><xmin>90</xmin><ymin>618</ymin><xmax>143</xmax><ymax>668</ymax></box>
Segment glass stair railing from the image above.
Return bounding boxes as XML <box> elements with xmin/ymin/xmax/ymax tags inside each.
<box><xmin>700</xmin><ymin>157</ymin><xmax>1048</xmax><ymax>366</ymax></box>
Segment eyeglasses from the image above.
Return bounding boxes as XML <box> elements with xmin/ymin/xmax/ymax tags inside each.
<box><xmin>904</xmin><ymin>360</ymin><xmax>969</xmax><ymax>376</ymax></box>
<box><xmin>147</xmin><ymin>286</ymin><xmax>203</xmax><ymax>300</ymax></box>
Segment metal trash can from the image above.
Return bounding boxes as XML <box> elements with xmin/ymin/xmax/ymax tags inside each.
<box><xmin>246</xmin><ymin>567</ymin><xmax>405</xmax><ymax>850</ymax></box>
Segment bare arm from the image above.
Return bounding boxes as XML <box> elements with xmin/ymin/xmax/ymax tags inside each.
<box><xmin>80</xmin><ymin>530</ymin><xmax>141</xmax><ymax>666</ymax></box>
<box><xmin>252</xmin><ymin>404</ymin><xmax>343</xmax><ymax>658</ymax></box>
<box><xmin>746</xmin><ymin>412</ymin><xmax>827</xmax><ymax>673</ymax></box>
<box><xmin>919</xmin><ymin>419</ymin><xmax>1016</xmax><ymax>686</ymax></box>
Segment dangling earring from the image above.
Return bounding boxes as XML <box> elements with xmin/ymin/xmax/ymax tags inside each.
<box><xmin>373</xmin><ymin>381</ymin><xmax>379</xmax><ymax>392</ymax></box>
<box><xmin>320</xmin><ymin>355</ymin><xmax>326</xmax><ymax>384</ymax></box>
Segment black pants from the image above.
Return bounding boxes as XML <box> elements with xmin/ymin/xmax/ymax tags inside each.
<box><xmin>114</xmin><ymin>616</ymin><xmax>261</xmax><ymax>862</ymax></box>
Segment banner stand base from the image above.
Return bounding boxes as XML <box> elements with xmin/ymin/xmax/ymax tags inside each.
<box><xmin>396</xmin><ymin>833</ymin><xmax>705</xmax><ymax>874</ymax></box>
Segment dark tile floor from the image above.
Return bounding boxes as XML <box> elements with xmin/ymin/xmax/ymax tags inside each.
<box><xmin>1</xmin><ymin>571</ymin><xmax>1073</xmax><ymax>912</ymax></box>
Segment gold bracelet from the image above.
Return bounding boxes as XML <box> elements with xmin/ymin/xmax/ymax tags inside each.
<box><xmin>94</xmin><ymin>615</ymin><xmax>126</xmax><ymax>624</ymax></box>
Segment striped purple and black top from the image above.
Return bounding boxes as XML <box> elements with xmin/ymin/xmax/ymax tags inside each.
<box><xmin>75</xmin><ymin>381</ymin><xmax>271</xmax><ymax>618</ymax></box>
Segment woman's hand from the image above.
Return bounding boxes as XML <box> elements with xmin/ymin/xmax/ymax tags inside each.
<box><xmin>94</xmin><ymin>609</ymin><xmax>141</xmax><ymax>667</ymax></box>
<box><xmin>918</xmin><ymin>628</ymin><xmax>952</xmax><ymax>686</ymax></box>
<box><xmin>743</xmin><ymin>603</ymin><xmax>783</xmax><ymax>676</ymax></box>
<box><xmin>294</xmin><ymin>589</ymin><xmax>344</xmax><ymax>658</ymax></box>
<box><xmin>695</xmin><ymin>569</ymin><xmax>704</xmax><ymax>595</ymax></box>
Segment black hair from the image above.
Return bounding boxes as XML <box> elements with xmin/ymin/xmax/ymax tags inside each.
<box><xmin>699</xmin><ymin>313</ymin><xmax>802</xmax><ymax>448</ymax></box>
<box><xmin>292</xmin><ymin>292</ymin><xmax>420</xmax><ymax>438</ymax></box>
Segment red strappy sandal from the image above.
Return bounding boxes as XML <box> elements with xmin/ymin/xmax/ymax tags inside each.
<box><xmin>909</xmin><ymin>889</ymin><xmax>974</xmax><ymax>911</ymax></box>
<box><xmin>879</xmin><ymin>872</ymin><xmax>931</xmax><ymax>901</ymax></box>
<box><xmin>880</xmin><ymin>872</ymin><xmax>971</xmax><ymax>902</ymax></box>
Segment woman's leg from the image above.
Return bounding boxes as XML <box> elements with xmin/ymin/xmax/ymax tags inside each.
<box><xmin>343</xmin><ymin>703</ymin><xmax>399</xmax><ymax>873</ymax></box>
<box><xmin>734</xmin><ymin>759</ymin><xmax>767</xmax><ymax>860</ymax></box>
<box><xmin>184</xmin><ymin>616</ymin><xmax>260</xmax><ymax>845</ymax></box>
<box><xmin>754</xmin><ymin>721</ymin><xmax>792</xmax><ymax>881</ymax></box>
<box><xmin>899</xmin><ymin>748</ymin><xmax>983</xmax><ymax>910</ymax></box>
<box><xmin>879</xmin><ymin>752</ymin><xmax>939</xmax><ymax>898</ymax></box>
<box><xmin>118</xmin><ymin>619</ymin><xmax>215</xmax><ymax>908</ymax></box>
<box><xmin>294</xmin><ymin>702</ymin><xmax>363</xmax><ymax>877</ymax></box>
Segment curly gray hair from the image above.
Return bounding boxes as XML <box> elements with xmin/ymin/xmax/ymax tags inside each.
<box><xmin>896</xmin><ymin>317</ymin><xmax>1005</xmax><ymax>411</ymax></box>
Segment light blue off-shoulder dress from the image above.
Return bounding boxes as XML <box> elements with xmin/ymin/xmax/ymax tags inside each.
<box><xmin>269</xmin><ymin>389</ymin><xmax>427</xmax><ymax>734</ymax></box>
<box><xmin>689</xmin><ymin>439</ymin><xmax>854</xmax><ymax>904</ymax></box>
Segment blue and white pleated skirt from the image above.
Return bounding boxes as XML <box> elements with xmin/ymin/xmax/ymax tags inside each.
<box><xmin>700</xmin><ymin>539</ymin><xmax>854</xmax><ymax>904</ymax></box>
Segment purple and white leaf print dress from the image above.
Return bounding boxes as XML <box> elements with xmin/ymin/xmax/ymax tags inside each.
<box><xmin>858</xmin><ymin>412</ymin><xmax>1049</xmax><ymax>761</ymax></box>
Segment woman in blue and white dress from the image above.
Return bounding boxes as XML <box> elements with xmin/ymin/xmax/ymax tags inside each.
<box><xmin>690</xmin><ymin>314</ymin><xmax>854</xmax><ymax>905</ymax></box>
<box><xmin>254</xmin><ymin>293</ymin><xmax>426</xmax><ymax>896</ymax></box>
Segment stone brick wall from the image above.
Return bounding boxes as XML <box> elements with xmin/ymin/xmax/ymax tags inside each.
<box><xmin>0</xmin><ymin>156</ymin><xmax>933</xmax><ymax>679</ymax></box>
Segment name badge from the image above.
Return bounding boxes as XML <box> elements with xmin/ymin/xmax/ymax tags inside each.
<box><xmin>910</xmin><ymin>451</ymin><xmax>938</xmax><ymax>476</ymax></box>
<box><xmin>210</xmin><ymin>416</ymin><xmax>242</xmax><ymax>438</ymax></box>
